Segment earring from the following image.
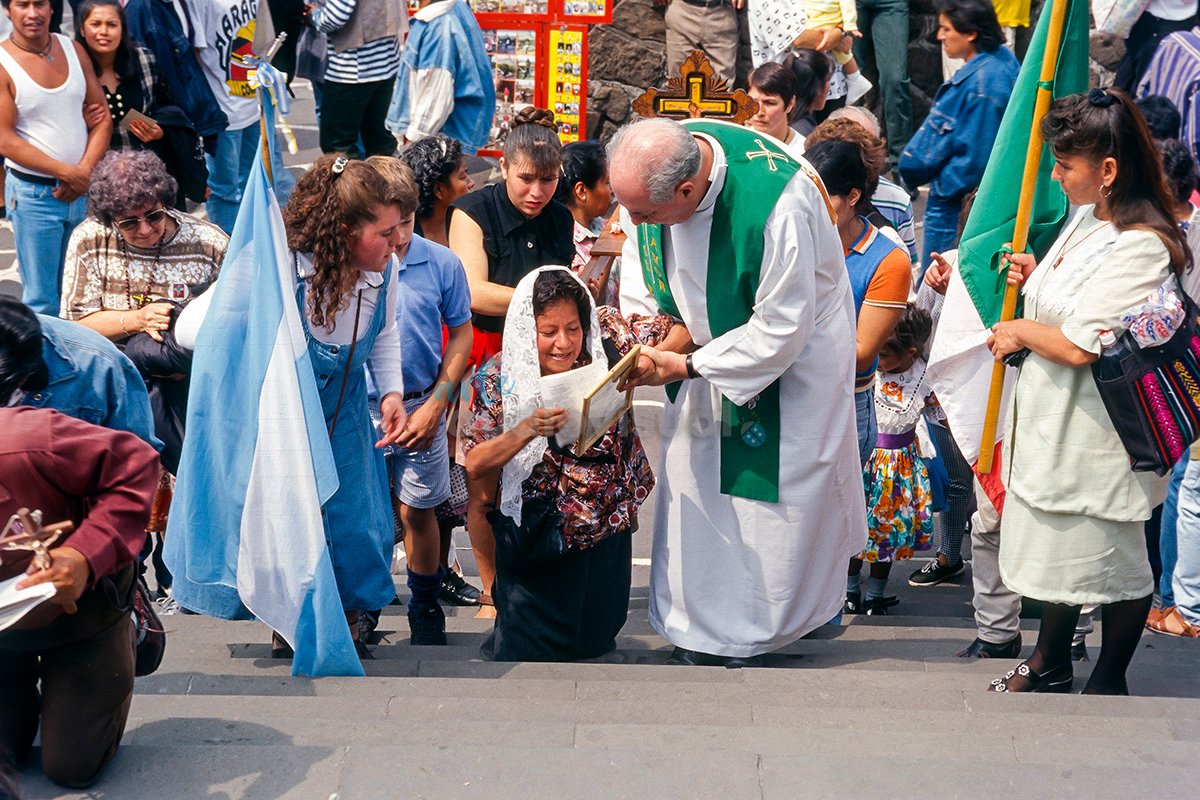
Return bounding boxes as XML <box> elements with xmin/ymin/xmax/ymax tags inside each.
<box><xmin>1100</xmin><ymin>184</ymin><xmax>1113</xmax><ymax>198</ymax></box>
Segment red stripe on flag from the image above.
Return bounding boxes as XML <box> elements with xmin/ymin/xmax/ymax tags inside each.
<box><xmin>972</xmin><ymin>440</ymin><xmax>1006</xmax><ymax>516</ymax></box>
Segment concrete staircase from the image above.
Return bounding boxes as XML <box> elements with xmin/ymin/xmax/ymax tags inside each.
<box><xmin>16</xmin><ymin>560</ymin><xmax>1200</xmax><ymax>800</ymax></box>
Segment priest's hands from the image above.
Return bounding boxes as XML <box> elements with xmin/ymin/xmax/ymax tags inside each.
<box><xmin>619</xmin><ymin>347</ymin><xmax>690</xmax><ymax>390</ymax></box>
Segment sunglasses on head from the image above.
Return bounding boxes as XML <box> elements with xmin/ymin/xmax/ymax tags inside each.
<box><xmin>114</xmin><ymin>208</ymin><xmax>168</xmax><ymax>232</ymax></box>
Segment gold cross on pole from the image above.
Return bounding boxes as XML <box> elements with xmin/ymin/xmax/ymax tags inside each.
<box><xmin>0</xmin><ymin>509</ymin><xmax>74</xmax><ymax>571</ymax></box>
<box><xmin>745</xmin><ymin>139</ymin><xmax>791</xmax><ymax>172</ymax></box>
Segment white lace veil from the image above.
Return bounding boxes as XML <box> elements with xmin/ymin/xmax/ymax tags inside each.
<box><xmin>500</xmin><ymin>266</ymin><xmax>605</xmax><ymax>525</ymax></box>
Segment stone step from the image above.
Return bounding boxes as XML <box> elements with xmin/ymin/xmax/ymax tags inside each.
<box><xmin>18</xmin><ymin>693</ymin><xmax>1200</xmax><ymax>800</ymax></box>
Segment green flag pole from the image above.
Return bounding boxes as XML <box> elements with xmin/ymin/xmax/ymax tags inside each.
<box><xmin>977</xmin><ymin>0</ymin><xmax>1071</xmax><ymax>474</ymax></box>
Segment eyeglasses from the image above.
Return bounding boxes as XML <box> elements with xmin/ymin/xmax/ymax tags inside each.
<box><xmin>114</xmin><ymin>208</ymin><xmax>168</xmax><ymax>232</ymax></box>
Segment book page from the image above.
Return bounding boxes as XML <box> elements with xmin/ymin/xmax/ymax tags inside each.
<box><xmin>538</xmin><ymin>359</ymin><xmax>608</xmax><ymax>446</ymax></box>
<box><xmin>0</xmin><ymin>574</ymin><xmax>56</xmax><ymax>633</ymax></box>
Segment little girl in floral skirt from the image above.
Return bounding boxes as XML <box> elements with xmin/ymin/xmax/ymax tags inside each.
<box><xmin>846</xmin><ymin>305</ymin><xmax>937</xmax><ymax>615</ymax></box>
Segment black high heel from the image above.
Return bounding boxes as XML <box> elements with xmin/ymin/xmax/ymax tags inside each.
<box><xmin>988</xmin><ymin>660</ymin><xmax>1073</xmax><ymax>693</ymax></box>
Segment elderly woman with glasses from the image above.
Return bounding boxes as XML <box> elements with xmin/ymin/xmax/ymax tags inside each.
<box><xmin>60</xmin><ymin>149</ymin><xmax>227</xmax><ymax>341</ymax></box>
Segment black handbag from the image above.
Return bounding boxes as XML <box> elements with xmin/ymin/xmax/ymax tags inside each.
<box><xmin>486</xmin><ymin>451</ymin><xmax>568</xmax><ymax>567</ymax></box>
<box><xmin>1091</xmin><ymin>292</ymin><xmax>1200</xmax><ymax>475</ymax></box>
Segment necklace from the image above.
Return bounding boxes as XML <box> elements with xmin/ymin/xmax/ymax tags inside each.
<box><xmin>1051</xmin><ymin>219</ymin><xmax>1113</xmax><ymax>269</ymax></box>
<box><xmin>9</xmin><ymin>35</ymin><xmax>53</xmax><ymax>62</ymax></box>
<box><xmin>120</xmin><ymin>237</ymin><xmax>165</xmax><ymax>310</ymax></box>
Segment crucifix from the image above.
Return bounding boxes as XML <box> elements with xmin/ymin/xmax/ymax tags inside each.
<box><xmin>632</xmin><ymin>50</ymin><xmax>757</xmax><ymax>125</ymax></box>
<box><xmin>0</xmin><ymin>508</ymin><xmax>74</xmax><ymax>572</ymax></box>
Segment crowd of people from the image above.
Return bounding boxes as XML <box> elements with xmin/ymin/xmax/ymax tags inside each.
<box><xmin>4</xmin><ymin>0</ymin><xmax>1200</xmax><ymax>794</ymax></box>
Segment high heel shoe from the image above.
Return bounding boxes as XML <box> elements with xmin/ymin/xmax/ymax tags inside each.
<box><xmin>988</xmin><ymin>660</ymin><xmax>1073</xmax><ymax>693</ymax></box>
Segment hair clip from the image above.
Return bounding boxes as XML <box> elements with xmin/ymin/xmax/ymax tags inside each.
<box><xmin>438</xmin><ymin>138</ymin><xmax>448</xmax><ymax>157</ymax></box>
<box><xmin>1086</xmin><ymin>88</ymin><xmax>1118</xmax><ymax>109</ymax></box>
<box><xmin>331</xmin><ymin>155</ymin><xmax>349</xmax><ymax>175</ymax></box>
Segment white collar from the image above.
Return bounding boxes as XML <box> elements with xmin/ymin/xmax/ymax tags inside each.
<box><xmin>414</xmin><ymin>0</ymin><xmax>457</xmax><ymax>22</ymax></box>
<box><xmin>692</xmin><ymin>132</ymin><xmax>727</xmax><ymax>215</ymax></box>
<box><xmin>294</xmin><ymin>251</ymin><xmax>388</xmax><ymax>291</ymax></box>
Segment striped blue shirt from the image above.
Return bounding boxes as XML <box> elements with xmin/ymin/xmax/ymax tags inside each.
<box><xmin>316</xmin><ymin>0</ymin><xmax>403</xmax><ymax>84</ymax></box>
<box><xmin>1138</xmin><ymin>27</ymin><xmax>1200</xmax><ymax>171</ymax></box>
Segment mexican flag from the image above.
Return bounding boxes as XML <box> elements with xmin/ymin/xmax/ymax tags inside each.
<box><xmin>926</xmin><ymin>0</ymin><xmax>1090</xmax><ymax>513</ymax></box>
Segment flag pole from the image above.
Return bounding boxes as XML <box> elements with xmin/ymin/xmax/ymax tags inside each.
<box><xmin>976</xmin><ymin>0</ymin><xmax>1072</xmax><ymax>473</ymax></box>
<box><xmin>256</xmin><ymin>33</ymin><xmax>288</xmax><ymax>186</ymax></box>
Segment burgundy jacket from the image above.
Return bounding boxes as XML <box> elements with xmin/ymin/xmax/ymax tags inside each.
<box><xmin>0</xmin><ymin>406</ymin><xmax>158</xmax><ymax>634</ymax></box>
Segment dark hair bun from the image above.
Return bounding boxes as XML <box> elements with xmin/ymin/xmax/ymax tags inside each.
<box><xmin>514</xmin><ymin>107</ymin><xmax>558</xmax><ymax>130</ymax></box>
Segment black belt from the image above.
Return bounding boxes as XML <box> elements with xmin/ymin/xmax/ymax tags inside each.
<box><xmin>8</xmin><ymin>168</ymin><xmax>57</xmax><ymax>187</ymax></box>
<box><xmin>679</xmin><ymin>0</ymin><xmax>728</xmax><ymax>7</ymax></box>
<box><xmin>403</xmin><ymin>382</ymin><xmax>437</xmax><ymax>401</ymax></box>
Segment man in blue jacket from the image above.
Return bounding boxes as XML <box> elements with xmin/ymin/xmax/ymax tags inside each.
<box><xmin>387</xmin><ymin>0</ymin><xmax>496</xmax><ymax>155</ymax></box>
<box><xmin>899</xmin><ymin>0</ymin><xmax>1018</xmax><ymax>273</ymax></box>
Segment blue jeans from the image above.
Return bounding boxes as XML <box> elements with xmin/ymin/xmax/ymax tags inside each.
<box><xmin>204</xmin><ymin>124</ymin><xmax>296</xmax><ymax>234</ymax></box>
<box><xmin>921</xmin><ymin>194</ymin><xmax>962</xmax><ymax>275</ymax></box>
<box><xmin>854</xmin><ymin>0</ymin><xmax>914</xmax><ymax>165</ymax></box>
<box><xmin>5</xmin><ymin>171</ymin><xmax>85</xmax><ymax>314</ymax></box>
<box><xmin>1161</xmin><ymin>452</ymin><xmax>1188</xmax><ymax>606</ymax></box>
<box><xmin>1173</xmin><ymin>456</ymin><xmax>1200</xmax><ymax>625</ymax></box>
<box><xmin>855</xmin><ymin>388</ymin><xmax>878</xmax><ymax>466</ymax></box>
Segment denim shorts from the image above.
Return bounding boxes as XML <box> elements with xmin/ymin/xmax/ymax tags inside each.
<box><xmin>390</xmin><ymin>394</ymin><xmax>452</xmax><ymax>510</ymax></box>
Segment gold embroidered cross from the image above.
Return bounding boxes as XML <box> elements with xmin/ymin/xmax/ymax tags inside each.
<box><xmin>746</xmin><ymin>139</ymin><xmax>790</xmax><ymax>172</ymax></box>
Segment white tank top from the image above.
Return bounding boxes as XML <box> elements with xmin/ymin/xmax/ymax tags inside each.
<box><xmin>0</xmin><ymin>34</ymin><xmax>88</xmax><ymax>178</ymax></box>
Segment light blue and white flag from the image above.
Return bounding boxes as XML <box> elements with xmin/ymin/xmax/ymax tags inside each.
<box><xmin>165</xmin><ymin>67</ymin><xmax>363</xmax><ymax>677</ymax></box>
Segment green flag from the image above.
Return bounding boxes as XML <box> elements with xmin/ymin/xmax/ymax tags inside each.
<box><xmin>957</xmin><ymin>0</ymin><xmax>1091</xmax><ymax>328</ymax></box>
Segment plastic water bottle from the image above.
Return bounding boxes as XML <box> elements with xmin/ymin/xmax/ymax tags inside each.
<box><xmin>1094</xmin><ymin>329</ymin><xmax>1127</xmax><ymax>381</ymax></box>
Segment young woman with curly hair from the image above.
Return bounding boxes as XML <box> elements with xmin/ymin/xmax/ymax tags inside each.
<box><xmin>179</xmin><ymin>153</ymin><xmax>411</xmax><ymax>657</ymax></box>
<box><xmin>398</xmin><ymin>133</ymin><xmax>475</xmax><ymax>247</ymax></box>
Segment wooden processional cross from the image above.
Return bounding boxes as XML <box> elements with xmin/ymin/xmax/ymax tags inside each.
<box><xmin>580</xmin><ymin>52</ymin><xmax>760</xmax><ymax>296</ymax></box>
<box><xmin>631</xmin><ymin>50</ymin><xmax>758</xmax><ymax>125</ymax></box>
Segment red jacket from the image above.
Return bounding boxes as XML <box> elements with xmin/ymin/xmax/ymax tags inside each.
<box><xmin>0</xmin><ymin>406</ymin><xmax>158</xmax><ymax>630</ymax></box>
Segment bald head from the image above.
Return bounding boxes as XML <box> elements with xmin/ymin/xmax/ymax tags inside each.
<box><xmin>607</xmin><ymin>118</ymin><xmax>706</xmax><ymax>225</ymax></box>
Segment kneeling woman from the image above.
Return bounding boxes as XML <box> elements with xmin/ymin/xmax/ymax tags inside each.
<box><xmin>463</xmin><ymin>268</ymin><xmax>663</xmax><ymax>661</ymax></box>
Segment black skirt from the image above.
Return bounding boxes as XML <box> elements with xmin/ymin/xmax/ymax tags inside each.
<box><xmin>482</xmin><ymin>529</ymin><xmax>633</xmax><ymax>662</ymax></box>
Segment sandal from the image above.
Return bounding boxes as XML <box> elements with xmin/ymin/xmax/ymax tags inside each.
<box><xmin>988</xmin><ymin>660</ymin><xmax>1073</xmax><ymax>693</ymax></box>
<box><xmin>1146</xmin><ymin>606</ymin><xmax>1200</xmax><ymax>638</ymax></box>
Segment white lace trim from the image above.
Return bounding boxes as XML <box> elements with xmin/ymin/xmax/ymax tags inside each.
<box><xmin>500</xmin><ymin>267</ymin><xmax>606</xmax><ymax>526</ymax></box>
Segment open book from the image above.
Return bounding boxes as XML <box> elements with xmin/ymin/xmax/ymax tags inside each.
<box><xmin>538</xmin><ymin>345</ymin><xmax>641</xmax><ymax>452</ymax></box>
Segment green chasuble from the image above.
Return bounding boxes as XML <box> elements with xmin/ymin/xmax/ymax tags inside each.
<box><xmin>636</xmin><ymin>120</ymin><xmax>800</xmax><ymax>502</ymax></box>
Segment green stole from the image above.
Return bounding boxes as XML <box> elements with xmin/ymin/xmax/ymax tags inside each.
<box><xmin>636</xmin><ymin>120</ymin><xmax>800</xmax><ymax>503</ymax></box>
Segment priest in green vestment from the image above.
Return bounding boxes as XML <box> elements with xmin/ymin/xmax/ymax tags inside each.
<box><xmin>611</xmin><ymin>117</ymin><xmax>867</xmax><ymax>664</ymax></box>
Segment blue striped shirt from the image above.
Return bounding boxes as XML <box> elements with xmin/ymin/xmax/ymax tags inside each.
<box><xmin>316</xmin><ymin>0</ymin><xmax>403</xmax><ymax>84</ymax></box>
<box><xmin>1138</xmin><ymin>27</ymin><xmax>1200</xmax><ymax>170</ymax></box>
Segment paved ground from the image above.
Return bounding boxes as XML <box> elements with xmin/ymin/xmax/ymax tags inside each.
<box><xmin>5</xmin><ymin>79</ymin><xmax>1200</xmax><ymax>800</ymax></box>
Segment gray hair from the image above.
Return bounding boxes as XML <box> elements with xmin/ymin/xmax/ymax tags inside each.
<box><xmin>87</xmin><ymin>150</ymin><xmax>178</xmax><ymax>224</ymax></box>
<box><xmin>607</xmin><ymin>118</ymin><xmax>701</xmax><ymax>204</ymax></box>
<box><xmin>828</xmin><ymin>106</ymin><xmax>882</xmax><ymax>138</ymax></box>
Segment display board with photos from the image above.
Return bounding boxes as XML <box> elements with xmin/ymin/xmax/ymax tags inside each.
<box><xmin>408</xmin><ymin>0</ymin><xmax>611</xmax><ymax>154</ymax></box>
<box><xmin>481</xmin><ymin>25</ymin><xmax>543</xmax><ymax>152</ymax></box>
<box><xmin>546</xmin><ymin>26</ymin><xmax>586</xmax><ymax>144</ymax></box>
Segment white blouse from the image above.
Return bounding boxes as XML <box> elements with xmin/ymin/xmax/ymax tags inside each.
<box><xmin>175</xmin><ymin>252</ymin><xmax>405</xmax><ymax>397</ymax></box>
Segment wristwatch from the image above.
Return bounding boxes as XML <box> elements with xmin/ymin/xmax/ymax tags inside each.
<box><xmin>685</xmin><ymin>353</ymin><xmax>699</xmax><ymax>380</ymax></box>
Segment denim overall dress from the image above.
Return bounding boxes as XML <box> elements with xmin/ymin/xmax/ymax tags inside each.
<box><xmin>298</xmin><ymin>269</ymin><xmax>398</xmax><ymax>612</ymax></box>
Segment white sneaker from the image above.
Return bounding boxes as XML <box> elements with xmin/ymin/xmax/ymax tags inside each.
<box><xmin>846</xmin><ymin>71</ymin><xmax>873</xmax><ymax>105</ymax></box>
